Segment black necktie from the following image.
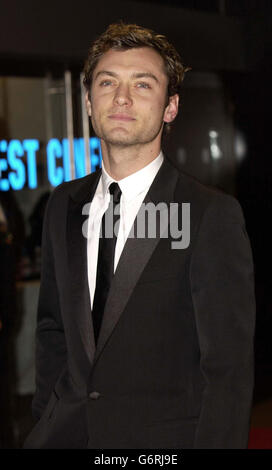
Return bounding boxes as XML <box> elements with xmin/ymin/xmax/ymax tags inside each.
<box><xmin>92</xmin><ymin>182</ymin><xmax>122</xmax><ymax>343</ymax></box>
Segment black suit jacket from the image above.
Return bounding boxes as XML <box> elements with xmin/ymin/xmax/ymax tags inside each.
<box><xmin>24</xmin><ymin>157</ymin><xmax>255</xmax><ymax>449</ymax></box>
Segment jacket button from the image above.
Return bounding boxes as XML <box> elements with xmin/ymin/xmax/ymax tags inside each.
<box><xmin>89</xmin><ymin>391</ymin><xmax>100</xmax><ymax>400</ymax></box>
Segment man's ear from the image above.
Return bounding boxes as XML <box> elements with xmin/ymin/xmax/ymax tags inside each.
<box><xmin>163</xmin><ymin>94</ymin><xmax>179</xmax><ymax>123</ymax></box>
<box><xmin>85</xmin><ymin>92</ymin><xmax>92</xmax><ymax>117</ymax></box>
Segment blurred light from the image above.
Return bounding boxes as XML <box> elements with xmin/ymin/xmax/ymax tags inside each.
<box><xmin>209</xmin><ymin>130</ymin><xmax>218</xmax><ymax>139</ymax></box>
<box><xmin>209</xmin><ymin>129</ymin><xmax>222</xmax><ymax>160</ymax></box>
<box><xmin>234</xmin><ymin>131</ymin><xmax>247</xmax><ymax>162</ymax></box>
<box><xmin>177</xmin><ymin>148</ymin><xmax>187</xmax><ymax>165</ymax></box>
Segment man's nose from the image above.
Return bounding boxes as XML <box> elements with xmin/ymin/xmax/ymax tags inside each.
<box><xmin>113</xmin><ymin>84</ymin><xmax>132</xmax><ymax>106</ymax></box>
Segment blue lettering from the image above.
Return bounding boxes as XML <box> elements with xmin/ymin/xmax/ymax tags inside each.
<box><xmin>62</xmin><ymin>139</ymin><xmax>71</xmax><ymax>182</ymax></box>
<box><xmin>90</xmin><ymin>137</ymin><xmax>102</xmax><ymax>171</ymax></box>
<box><xmin>1</xmin><ymin>137</ymin><xmax>102</xmax><ymax>190</ymax></box>
<box><xmin>47</xmin><ymin>139</ymin><xmax>63</xmax><ymax>187</ymax></box>
<box><xmin>7</xmin><ymin>140</ymin><xmax>25</xmax><ymax>190</ymax></box>
<box><xmin>0</xmin><ymin>156</ymin><xmax>9</xmax><ymax>191</ymax></box>
<box><xmin>0</xmin><ymin>140</ymin><xmax>7</xmax><ymax>153</ymax></box>
<box><xmin>23</xmin><ymin>139</ymin><xmax>39</xmax><ymax>188</ymax></box>
<box><xmin>74</xmin><ymin>138</ymin><xmax>86</xmax><ymax>178</ymax></box>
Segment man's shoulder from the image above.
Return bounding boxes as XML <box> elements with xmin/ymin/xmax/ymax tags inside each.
<box><xmin>167</xmin><ymin>159</ymin><xmax>243</xmax><ymax>221</ymax></box>
<box><xmin>173</xmin><ymin>163</ymin><xmax>237</xmax><ymax>203</ymax></box>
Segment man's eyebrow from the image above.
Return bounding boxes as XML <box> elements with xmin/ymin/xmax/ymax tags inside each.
<box><xmin>94</xmin><ymin>70</ymin><xmax>159</xmax><ymax>83</ymax></box>
<box><xmin>94</xmin><ymin>71</ymin><xmax>118</xmax><ymax>81</ymax></box>
<box><xmin>131</xmin><ymin>72</ymin><xmax>159</xmax><ymax>83</ymax></box>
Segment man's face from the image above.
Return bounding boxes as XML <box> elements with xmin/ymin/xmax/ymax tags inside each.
<box><xmin>86</xmin><ymin>47</ymin><xmax>179</xmax><ymax>148</ymax></box>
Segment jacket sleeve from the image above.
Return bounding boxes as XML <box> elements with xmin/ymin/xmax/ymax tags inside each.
<box><xmin>190</xmin><ymin>194</ymin><xmax>255</xmax><ymax>448</ymax></box>
<box><xmin>32</xmin><ymin>189</ymin><xmax>67</xmax><ymax>420</ymax></box>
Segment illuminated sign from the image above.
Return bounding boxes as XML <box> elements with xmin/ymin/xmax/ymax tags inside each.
<box><xmin>0</xmin><ymin>138</ymin><xmax>102</xmax><ymax>191</ymax></box>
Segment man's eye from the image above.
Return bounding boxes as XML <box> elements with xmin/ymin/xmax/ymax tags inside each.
<box><xmin>100</xmin><ymin>80</ymin><xmax>113</xmax><ymax>86</ymax></box>
<box><xmin>137</xmin><ymin>82</ymin><xmax>151</xmax><ymax>89</ymax></box>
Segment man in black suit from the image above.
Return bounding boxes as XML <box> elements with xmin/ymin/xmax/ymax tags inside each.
<box><xmin>24</xmin><ymin>22</ymin><xmax>255</xmax><ymax>449</ymax></box>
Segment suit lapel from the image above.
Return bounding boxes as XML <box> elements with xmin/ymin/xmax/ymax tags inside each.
<box><xmin>94</xmin><ymin>158</ymin><xmax>179</xmax><ymax>364</ymax></box>
<box><xmin>66</xmin><ymin>169</ymin><xmax>101</xmax><ymax>364</ymax></box>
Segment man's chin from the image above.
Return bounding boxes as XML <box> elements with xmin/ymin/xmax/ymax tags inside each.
<box><xmin>99</xmin><ymin>126</ymin><xmax>161</xmax><ymax>148</ymax></box>
<box><xmin>101</xmin><ymin>131</ymin><xmax>140</xmax><ymax>147</ymax></box>
<box><xmin>104</xmin><ymin>138</ymin><xmax>137</xmax><ymax>148</ymax></box>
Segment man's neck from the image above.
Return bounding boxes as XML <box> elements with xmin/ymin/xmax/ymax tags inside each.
<box><xmin>100</xmin><ymin>141</ymin><xmax>162</xmax><ymax>180</ymax></box>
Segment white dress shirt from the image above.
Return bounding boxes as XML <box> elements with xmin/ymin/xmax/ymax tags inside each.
<box><xmin>87</xmin><ymin>152</ymin><xmax>164</xmax><ymax>309</ymax></box>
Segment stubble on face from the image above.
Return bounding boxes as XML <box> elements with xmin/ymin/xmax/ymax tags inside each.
<box><xmin>89</xmin><ymin>47</ymin><xmax>169</xmax><ymax>151</ymax></box>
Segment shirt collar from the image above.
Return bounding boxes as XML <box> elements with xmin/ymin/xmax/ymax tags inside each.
<box><xmin>101</xmin><ymin>151</ymin><xmax>164</xmax><ymax>202</ymax></box>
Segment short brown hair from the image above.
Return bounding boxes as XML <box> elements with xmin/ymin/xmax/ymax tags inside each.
<box><xmin>83</xmin><ymin>22</ymin><xmax>190</xmax><ymax>99</ymax></box>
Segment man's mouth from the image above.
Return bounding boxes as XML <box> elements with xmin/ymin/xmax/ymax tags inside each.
<box><xmin>108</xmin><ymin>113</ymin><xmax>136</xmax><ymax>121</ymax></box>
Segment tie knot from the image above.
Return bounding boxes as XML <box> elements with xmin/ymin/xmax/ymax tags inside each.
<box><xmin>109</xmin><ymin>182</ymin><xmax>122</xmax><ymax>204</ymax></box>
